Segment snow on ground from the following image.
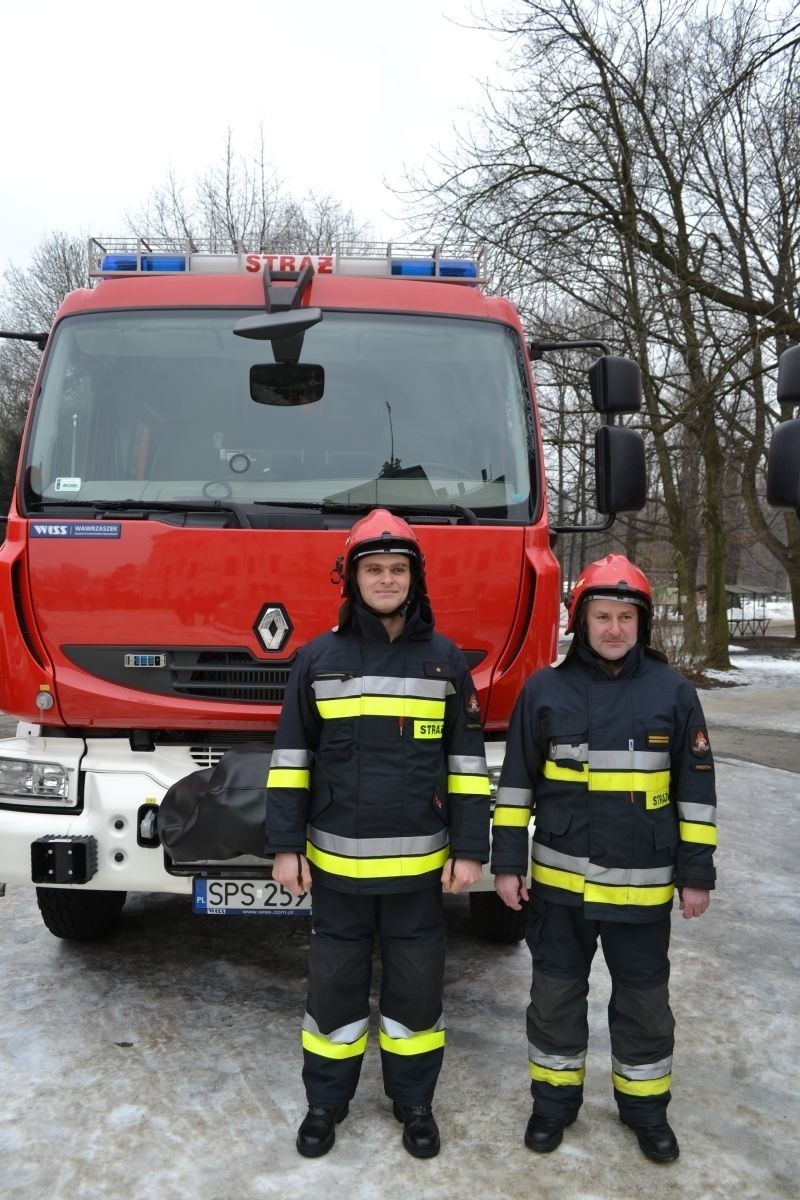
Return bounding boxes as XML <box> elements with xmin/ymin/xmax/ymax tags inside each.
<box><xmin>706</xmin><ymin>652</ymin><xmax>800</xmax><ymax>691</ymax></box>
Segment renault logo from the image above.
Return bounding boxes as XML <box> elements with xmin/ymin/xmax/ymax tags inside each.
<box><xmin>254</xmin><ymin>603</ymin><xmax>292</xmax><ymax>652</ymax></box>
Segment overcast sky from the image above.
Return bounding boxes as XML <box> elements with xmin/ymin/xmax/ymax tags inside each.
<box><xmin>0</xmin><ymin>0</ymin><xmax>508</xmax><ymax>279</ymax></box>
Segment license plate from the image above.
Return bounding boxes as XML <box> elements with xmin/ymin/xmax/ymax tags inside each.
<box><xmin>193</xmin><ymin>878</ymin><xmax>311</xmax><ymax>916</ymax></box>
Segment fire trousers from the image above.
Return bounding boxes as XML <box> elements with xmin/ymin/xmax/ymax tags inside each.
<box><xmin>300</xmin><ymin>881</ymin><xmax>446</xmax><ymax>1108</ymax></box>
<box><xmin>525</xmin><ymin>898</ymin><xmax>675</xmax><ymax>1128</ymax></box>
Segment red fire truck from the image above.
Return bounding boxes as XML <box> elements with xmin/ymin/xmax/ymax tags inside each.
<box><xmin>0</xmin><ymin>240</ymin><xmax>644</xmax><ymax>942</ymax></box>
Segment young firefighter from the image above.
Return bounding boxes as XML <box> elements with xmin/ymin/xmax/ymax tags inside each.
<box><xmin>492</xmin><ymin>554</ymin><xmax>717</xmax><ymax>1164</ymax></box>
<box><xmin>266</xmin><ymin>509</ymin><xmax>491</xmax><ymax>1159</ymax></box>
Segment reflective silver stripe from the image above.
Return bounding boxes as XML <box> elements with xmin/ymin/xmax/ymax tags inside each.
<box><xmin>678</xmin><ymin>801</ymin><xmax>716</xmax><ymax>824</ymax></box>
<box><xmin>302</xmin><ymin>1012</ymin><xmax>370</xmax><ymax>1044</ymax></box>
<box><xmin>308</xmin><ymin>826</ymin><xmax>450</xmax><ymax>858</ymax></box>
<box><xmin>529</xmin><ymin>1043</ymin><xmax>587</xmax><ymax>1071</ymax></box>
<box><xmin>585</xmin><ymin>862</ymin><xmax>675</xmax><ymax>887</ymax></box>
<box><xmin>612</xmin><ymin>1054</ymin><xmax>673</xmax><ymax>1080</ymax></box>
<box><xmin>533</xmin><ymin>843</ymin><xmax>590</xmax><ymax>875</ymax></box>
<box><xmin>448</xmin><ymin>754</ymin><xmax>488</xmax><ymax>775</ymax></box>
<box><xmin>548</xmin><ymin>741</ymin><xmax>588</xmax><ymax>762</ymax></box>
<box><xmin>381</xmin><ymin>1013</ymin><xmax>446</xmax><ymax>1040</ymax></box>
<box><xmin>589</xmin><ymin>750</ymin><xmax>670</xmax><ymax>770</ymax></box>
<box><xmin>496</xmin><ymin>785</ymin><xmax>533</xmax><ymax>808</ymax></box>
<box><xmin>270</xmin><ymin>748</ymin><xmax>311</xmax><ymax>768</ymax></box>
<box><xmin>312</xmin><ymin>675</ymin><xmax>450</xmax><ymax>700</ymax></box>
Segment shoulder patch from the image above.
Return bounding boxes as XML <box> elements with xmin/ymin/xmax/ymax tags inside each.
<box><xmin>690</xmin><ymin>727</ymin><xmax>711</xmax><ymax>756</ymax></box>
<box><xmin>465</xmin><ymin>690</ymin><xmax>482</xmax><ymax>719</ymax></box>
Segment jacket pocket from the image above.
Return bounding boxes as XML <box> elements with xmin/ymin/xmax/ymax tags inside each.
<box><xmin>533</xmin><ymin>803</ymin><xmax>572</xmax><ymax>844</ymax></box>
<box><xmin>430</xmin><ymin>786</ymin><xmax>449</xmax><ymax>825</ymax></box>
<box><xmin>540</xmin><ymin>715</ymin><xmax>588</xmax><ymax>771</ymax></box>
<box><xmin>317</xmin><ymin>720</ymin><xmax>355</xmax><ymax>761</ymax></box>
<box><xmin>309</xmin><ymin>778</ymin><xmax>334</xmax><ymax>823</ymax></box>
<box><xmin>652</xmin><ymin>816</ymin><xmax>678</xmax><ymax>855</ymax></box>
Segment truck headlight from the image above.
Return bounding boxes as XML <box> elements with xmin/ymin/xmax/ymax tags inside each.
<box><xmin>0</xmin><ymin>759</ymin><xmax>69</xmax><ymax>800</ymax></box>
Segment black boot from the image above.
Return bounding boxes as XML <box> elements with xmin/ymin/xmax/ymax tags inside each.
<box><xmin>393</xmin><ymin>1100</ymin><xmax>440</xmax><ymax>1159</ymax></box>
<box><xmin>296</xmin><ymin>1102</ymin><xmax>349</xmax><ymax>1158</ymax></box>
<box><xmin>621</xmin><ymin>1118</ymin><xmax>680</xmax><ymax>1163</ymax></box>
<box><xmin>524</xmin><ymin>1111</ymin><xmax>577</xmax><ymax>1153</ymax></box>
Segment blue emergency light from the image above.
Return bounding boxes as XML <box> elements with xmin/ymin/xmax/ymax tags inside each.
<box><xmin>100</xmin><ymin>254</ymin><xmax>187</xmax><ymax>273</ymax></box>
<box><xmin>390</xmin><ymin>257</ymin><xmax>476</xmax><ymax>279</ymax></box>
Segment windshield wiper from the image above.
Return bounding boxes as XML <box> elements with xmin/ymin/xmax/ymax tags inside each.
<box><xmin>34</xmin><ymin>498</ymin><xmax>253</xmax><ymax>528</ymax></box>
<box><xmin>253</xmin><ymin>498</ymin><xmax>478</xmax><ymax>523</ymax></box>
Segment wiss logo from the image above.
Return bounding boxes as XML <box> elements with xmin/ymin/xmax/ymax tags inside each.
<box><xmin>32</xmin><ymin>524</ymin><xmax>69</xmax><ymax>536</ymax></box>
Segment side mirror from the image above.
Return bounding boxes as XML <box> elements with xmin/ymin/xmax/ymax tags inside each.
<box><xmin>766</xmin><ymin>418</ymin><xmax>800</xmax><ymax>510</ymax></box>
<box><xmin>595</xmin><ymin>425</ymin><xmax>646</xmax><ymax>514</ymax></box>
<box><xmin>588</xmin><ymin>356</ymin><xmax>642</xmax><ymax>414</ymax></box>
<box><xmin>777</xmin><ymin>343</ymin><xmax>800</xmax><ymax>405</ymax></box>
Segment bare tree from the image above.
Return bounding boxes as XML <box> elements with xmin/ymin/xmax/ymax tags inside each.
<box><xmin>407</xmin><ymin>0</ymin><xmax>800</xmax><ymax>656</ymax></box>
<box><xmin>129</xmin><ymin>127</ymin><xmax>368</xmax><ymax>251</ymax></box>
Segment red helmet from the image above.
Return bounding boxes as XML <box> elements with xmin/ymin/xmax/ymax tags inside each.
<box><xmin>565</xmin><ymin>554</ymin><xmax>653</xmax><ymax>639</ymax></box>
<box><xmin>335</xmin><ymin>509</ymin><xmax>427</xmax><ymax>599</ymax></box>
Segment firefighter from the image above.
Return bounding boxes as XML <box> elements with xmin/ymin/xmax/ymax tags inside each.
<box><xmin>492</xmin><ymin>554</ymin><xmax>716</xmax><ymax>1164</ymax></box>
<box><xmin>267</xmin><ymin>509</ymin><xmax>490</xmax><ymax>1159</ymax></box>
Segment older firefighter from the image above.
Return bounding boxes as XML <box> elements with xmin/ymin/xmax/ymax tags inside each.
<box><xmin>267</xmin><ymin>509</ymin><xmax>490</xmax><ymax>1159</ymax></box>
<box><xmin>492</xmin><ymin>554</ymin><xmax>716</xmax><ymax>1164</ymax></box>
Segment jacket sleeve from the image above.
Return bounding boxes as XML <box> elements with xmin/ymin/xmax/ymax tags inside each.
<box><xmin>672</xmin><ymin>682</ymin><xmax>717</xmax><ymax>890</ymax></box>
<box><xmin>265</xmin><ymin>648</ymin><xmax>320</xmax><ymax>854</ymax></box>
<box><xmin>490</xmin><ymin>677</ymin><xmax>543</xmax><ymax>876</ymax></box>
<box><xmin>442</xmin><ymin>651</ymin><xmax>491</xmax><ymax>862</ymax></box>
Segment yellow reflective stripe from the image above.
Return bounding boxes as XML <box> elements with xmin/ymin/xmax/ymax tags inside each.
<box><xmin>530</xmin><ymin>1063</ymin><xmax>585</xmax><ymax>1087</ymax></box>
<box><xmin>531</xmin><ymin>861</ymin><xmax>586</xmax><ymax>894</ymax></box>
<box><xmin>379</xmin><ymin>1028</ymin><xmax>446</xmax><ymax>1056</ymax></box>
<box><xmin>266</xmin><ymin>767</ymin><xmax>310</xmax><ymax>789</ymax></box>
<box><xmin>448</xmin><ymin>774</ymin><xmax>491</xmax><ymax>795</ymax></box>
<box><xmin>493</xmin><ymin>805</ymin><xmax>530</xmax><ymax>827</ymax></box>
<box><xmin>543</xmin><ymin>761</ymin><xmax>589</xmax><ymax>783</ymax></box>
<box><xmin>612</xmin><ymin>1071</ymin><xmax>671</xmax><ymax>1097</ymax></box>
<box><xmin>680</xmin><ymin>821</ymin><xmax>717</xmax><ymax>846</ymax></box>
<box><xmin>585</xmin><ymin>882</ymin><xmax>675</xmax><ymax>907</ymax></box>
<box><xmin>306</xmin><ymin>842</ymin><xmax>449</xmax><ymax>880</ymax></box>
<box><xmin>301</xmin><ymin>1029</ymin><xmax>368</xmax><ymax>1060</ymax></box>
<box><xmin>316</xmin><ymin>696</ymin><xmax>446</xmax><ymax>719</ymax></box>
<box><xmin>589</xmin><ymin>770</ymin><xmax>671</xmax><ymax>793</ymax></box>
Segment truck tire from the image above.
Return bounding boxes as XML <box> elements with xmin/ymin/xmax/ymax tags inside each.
<box><xmin>36</xmin><ymin>887</ymin><xmax>127</xmax><ymax>940</ymax></box>
<box><xmin>469</xmin><ymin>891</ymin><xmax>528</xmax><ymax>943</ymax></box>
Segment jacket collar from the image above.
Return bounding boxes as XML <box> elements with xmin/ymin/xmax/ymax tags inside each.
<box><xmin>338</xmin><ymin>597</ymin><xmax>434</xmax><ymax>643</ymax></box>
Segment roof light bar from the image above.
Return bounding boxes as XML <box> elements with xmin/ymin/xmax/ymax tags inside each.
<box><xmin>88</xmin><ymin>239</ymin><xmax>485</xmax><ymax>284</ymax></box>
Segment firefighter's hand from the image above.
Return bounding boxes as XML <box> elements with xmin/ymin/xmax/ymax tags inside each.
<box><xmin>272</xmin><ymin>851</ymin><xmax>312</xmax><ymax>897</ymax></box>
<box><xmin>495</xmin><ymin>872</ymin><xmax>529</xmax><ymax>910</ymax></box>
<box><xmin>680</xmin><ymin>886</ymin><xmax>710</xmax><ymax>919</ymax></box>
<box><xmin>441</xmin><ymin>858</ymin><xmax>483</xmax><ymax>894</ymax></box>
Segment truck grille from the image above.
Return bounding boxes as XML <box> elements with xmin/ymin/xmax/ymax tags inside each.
<box><xmin>171</xmin><ymin>651</ymin><xmax>293</xmax><ymax>703</ymax></box>
<box><xmin>62</xmin><ymin>645</ymin><xmax>295</xmax><ymax>705</ymax></box>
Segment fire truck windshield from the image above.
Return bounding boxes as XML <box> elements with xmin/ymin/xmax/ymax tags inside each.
<box><xmin>22</xmin><ymin>310</ymin><xmax>535</xmax><ymax>519</ymax></box>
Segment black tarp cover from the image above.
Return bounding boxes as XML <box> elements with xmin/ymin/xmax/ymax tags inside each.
<box><xmin>157</xmin><ymin>743</ymin><xmax>272</xmax><ymax>859</ymax></box>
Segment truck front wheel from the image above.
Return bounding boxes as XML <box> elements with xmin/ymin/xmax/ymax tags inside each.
<box><xmin>36</xmin><ymin>887</ymin><xmax>127</xmax><ymax>940</ymax></box>
<box><xmin>469</xmin><ymin>891</ymin><xmax>528</xmax><ymax>943</ymax></box>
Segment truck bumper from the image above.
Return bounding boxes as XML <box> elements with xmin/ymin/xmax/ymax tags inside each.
<box><xmin>0</xmin><ymin>734</ymin><xmax>510</xmax><ymax>896</ymax></box>
<box><xmin>0</xmin><ymin>734</ymin><xmax>199</xmax><ymax>894</ymax></box>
